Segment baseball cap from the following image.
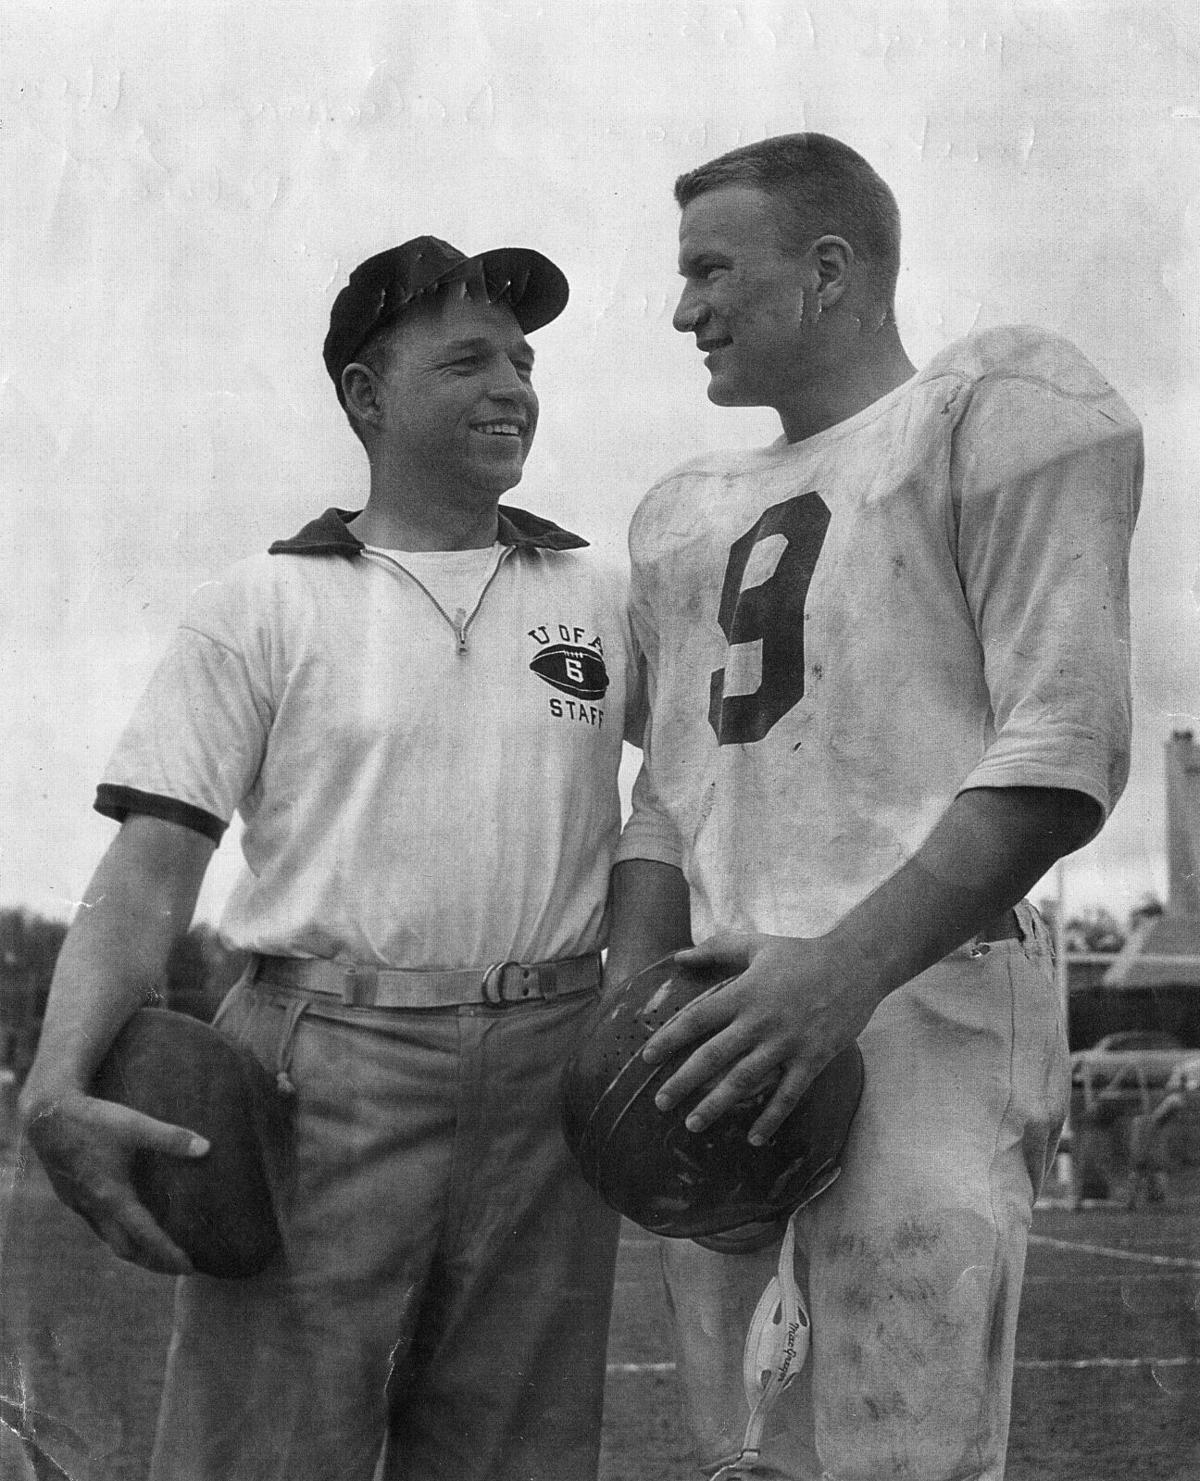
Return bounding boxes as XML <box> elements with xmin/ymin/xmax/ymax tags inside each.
<box><xmin>323</xmin><ymin>236</ymin><xmax>570</xmax><ymax>404</ymax></box>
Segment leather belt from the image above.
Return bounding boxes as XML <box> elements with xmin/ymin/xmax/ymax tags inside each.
<box><xmin>251</xmin><ymin>952</ymin><xmax>601</xmax><ymax>1010</ymax></box>
<box><xmin>976</xmin><ymin>909</ymin><xmax>1022</xmax><ymax>945</ymax></box>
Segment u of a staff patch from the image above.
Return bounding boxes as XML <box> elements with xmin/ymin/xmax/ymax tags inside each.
<box><xmin>529</xmin><ymin>643</ymin><xmax>609</xmax><ymax>701</ymax></box>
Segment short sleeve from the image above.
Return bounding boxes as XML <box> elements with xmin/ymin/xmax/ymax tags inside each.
<box><xmin>96</xmin><ymin>577</ymin><xmax>274</xmax><ymax>838</ymax></box>
<box><xmin>615</xmin><ymin>758</ymin><xmax>686</xmax><ymax>868</ymax></box>
<box><xmin>951</xmin><ymin>372</ymin><xmax>1142</xmax><ymax>817</ymax></box>
<box><xmin>614</xmin><ymin>522</ymin><xmax>686</xmax><ymax>868</ymax></box>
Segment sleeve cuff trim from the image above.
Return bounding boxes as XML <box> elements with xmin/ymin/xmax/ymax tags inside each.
<box><xmin>94</xmin><ymin>785</ymin><xmax>228</xmax><ymax>844</ymax></box>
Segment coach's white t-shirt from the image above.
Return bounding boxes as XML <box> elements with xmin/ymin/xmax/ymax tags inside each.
<box><xmin>363</xmin><ymin>542</ymin><xmax>506</xmax><ymax>646</ymax></box>
<box><xmin>98</xmin><ymin>508</ymin><xmax>635</xmax><ymax>969</ymax></box>
<box><xmin>617</xmin><ymin>326</ymin><xmax>1142</xmax><ymax>941</ymax></box>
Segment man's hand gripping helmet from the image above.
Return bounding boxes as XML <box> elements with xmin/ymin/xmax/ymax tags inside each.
<box><xmin>560</xmin><ymin>954</ymin><xmax>864</xmax><ymax>1240</ymax></box>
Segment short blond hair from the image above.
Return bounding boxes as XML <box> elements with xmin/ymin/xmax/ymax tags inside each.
<box><xmin>675</xmin><ymin>133</ymin><xmax>901</xmax><ymax>305</ymax></box>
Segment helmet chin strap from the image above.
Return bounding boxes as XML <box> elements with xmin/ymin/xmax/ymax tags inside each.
<box><xmin>710</xmin><ymin>1210</ymin><xmax>810</xmax><ymax>1480</ymax></box>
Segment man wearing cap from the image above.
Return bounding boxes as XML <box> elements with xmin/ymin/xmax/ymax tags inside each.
<box><xmin>21</xmin><ymin>238</ymin><xmax>632</xmax><ymax>1481</ymax></box>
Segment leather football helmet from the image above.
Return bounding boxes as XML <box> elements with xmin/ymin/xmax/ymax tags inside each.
<box><xmin>561</xmin><ymin>955</ymin><xmax>864</xmax><ymax>1239</ymax></box>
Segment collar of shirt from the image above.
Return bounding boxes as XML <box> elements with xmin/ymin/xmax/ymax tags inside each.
<box><xmin>268</xmin><ymin>504</ymin><xmax>588</xmax><ymax>558</ymax></box>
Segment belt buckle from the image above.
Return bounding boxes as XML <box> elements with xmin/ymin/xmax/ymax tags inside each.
<box><xmin>482</xmin><ymin>961</ymin><xmax>519</xmax><ymax>1007</ymax></box>
<box><xmin>343</xmin><ymin>964</ymin><xmax>378</xmax><ymax>1007</ymax></box>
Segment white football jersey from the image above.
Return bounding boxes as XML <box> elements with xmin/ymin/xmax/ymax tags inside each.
<box><xmin>617</xmin><ymin>327</ymin><xmax>1142</xmax><ymax>941</ymax></box>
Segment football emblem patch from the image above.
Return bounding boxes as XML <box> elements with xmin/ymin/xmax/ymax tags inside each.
<box><xmin>529</xmin><ymin>644</ymin><xmax>609</xmax><ymax>700</ymax></box>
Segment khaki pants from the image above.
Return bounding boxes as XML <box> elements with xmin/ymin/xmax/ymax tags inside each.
<box><xmin>151</xmin><ymin>979</ymin><xmax>620</xmax><ymax>1481</ymax></box>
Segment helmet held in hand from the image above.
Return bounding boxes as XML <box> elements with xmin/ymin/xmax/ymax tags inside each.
<box><xmin>561</xmin><ymin>956</ymin><xmax>864</xmax><ymax>1239</ymax></box>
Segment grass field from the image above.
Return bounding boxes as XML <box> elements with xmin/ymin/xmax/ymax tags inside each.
<box><xmin>2</xmin><ymin>1145</ymin><xmax>1199</xmax><ymax>1480</ymax></box>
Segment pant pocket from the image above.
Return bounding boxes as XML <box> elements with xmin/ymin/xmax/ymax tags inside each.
<box><xmin>1015</xmin><ymin>899</ymin><xmax>1055</xmax><ymax>971</ymax></box>
<box><xmin>211</xmin><ymin>977</ymin><xmax>310</xmax><ymax>1100</ymax></box>
<box><xmin>209</xmin><ymin>965</ymin><xmax>256</xmax><ymax>1034</ymax></box>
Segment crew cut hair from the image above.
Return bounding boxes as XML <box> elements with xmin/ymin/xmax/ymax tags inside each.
<box><xmin>674</xmin><ymin>134</ymin><xmax>902</xmax><ymax>304</ymax></box>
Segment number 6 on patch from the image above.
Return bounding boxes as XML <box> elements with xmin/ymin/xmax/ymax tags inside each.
<box><xmin>708</xmin><ymin>491</ymin><xmax>831</xmax><ymax>745</ymax></box>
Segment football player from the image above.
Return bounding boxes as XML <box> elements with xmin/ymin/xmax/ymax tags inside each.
<box><xmin>607</xmin><ymin>134</ymin><xmax>1141</xmax><ymax>1480</ymax></box>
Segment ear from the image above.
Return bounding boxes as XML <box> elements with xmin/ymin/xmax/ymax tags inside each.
<box><xmin>340</xmin><ymin>362</ymin><xmax>383</xmax><ymax>429</ymax></box>
<box><xmin>809</xmin><ymin>235</ymin><xmax>854</xmax><ymax>311</ymax></box>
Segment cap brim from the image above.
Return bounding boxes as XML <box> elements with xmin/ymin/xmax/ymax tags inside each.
<box><xmin>433</xmin><ymin>247</ymin><xmax>569</xmax><ymax>334</ymax></box>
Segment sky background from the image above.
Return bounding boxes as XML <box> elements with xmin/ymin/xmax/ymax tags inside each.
<box><xmin>2</xmin><ymin>0</ymin><xmax>1198</xmax><ymax>928</ymax></box>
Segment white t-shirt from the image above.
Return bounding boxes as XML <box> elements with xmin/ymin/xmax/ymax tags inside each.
<box><xmin>98</xmin><ymin>510</ymin><xmax>637</xmax><ymax>969</ymax></box>
<box><xmin>617</xmin><ymin>326</ymin><xmax>1142</xmax><ymax>942</ymax></box>
<box><xmin>363</xmin><ymin>543</ymin><xmax>506</xmax><ymax>648</ymax></box>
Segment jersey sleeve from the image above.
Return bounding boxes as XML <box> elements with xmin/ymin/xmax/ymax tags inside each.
<box><xmin>950</xmin><ymin>371</ymin><xmax>1142</xmax><ymax>817</ymax></box>
<box><xmin>602</xmin><ymin>557</ymin><xmax>650</xmax><ymax>751</ymax></box>
<box><xmin>95</xmin><ymin>575</ymin><xmax>274</xmax><ymax>840</ymax></box>
<box><xmin>614</xmin><ymin>513</ymin><xmax>686</xmax><ymax>869</ymax></box>
<box><xmin>623</xmin><ymin>647</ymin><xmax>650</xmax><ymax>749</ymax></box>
<box><xmin>615</xmin><ymin>758</ymin><xmax>686</xmax><ymax>868</ymax></box>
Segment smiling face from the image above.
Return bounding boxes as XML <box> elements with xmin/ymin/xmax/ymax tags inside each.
<box><xmin>673</xmin><ymin>185</ymin><xmax>819</xmax><ymax>411</ymax></box>
<box><xmin>366</xmin><ymin>290</ymin><xmax>539</xmax><ymax>497</ymax></box>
